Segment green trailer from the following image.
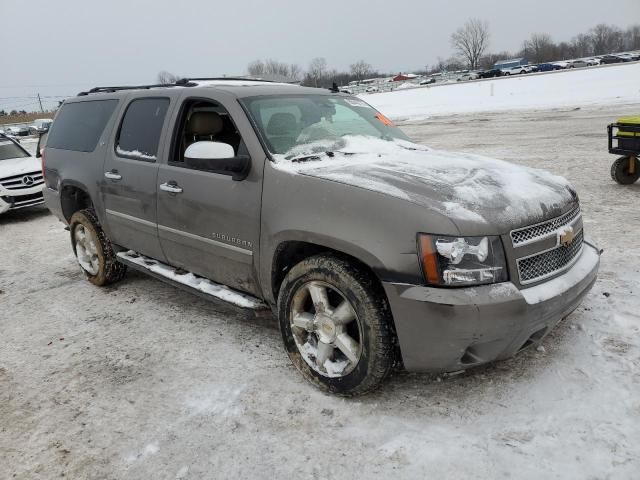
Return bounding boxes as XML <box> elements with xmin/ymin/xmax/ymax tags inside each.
<box><xmin>608</xmin><ymin>116</ymin><xmax>640</xmax><ymax>185</ymax></box>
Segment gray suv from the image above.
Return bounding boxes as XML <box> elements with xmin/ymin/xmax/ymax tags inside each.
<box><xmin>42</xmin><ymin>79</ymin><xmax>599</xmax><ymax>395</ymax></box>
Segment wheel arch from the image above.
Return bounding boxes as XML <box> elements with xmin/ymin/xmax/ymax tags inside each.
<box><xmin>59</xmin><ymin>180</ymin><xmax>94</xmax><ymax>221</ymax></box>
<box><xmin>268</xmin><ymin>235</ymin><xmax>389</xmax><ymax>305</ymax></box>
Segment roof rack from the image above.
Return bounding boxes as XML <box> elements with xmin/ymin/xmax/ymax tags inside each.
<box><xmin>175</xmin><ymin>77</ymin><xmax>275</xmax><ymax>86</ymax></box>
<box><xmin>77</xmin><ymin>77</ymin><xmax>277</xmax><ymax>96</ymax></box>
<box><xmin>77</xmin><ymin>83</ymin><xmax>178</xmax><ymax>96</ymax></box>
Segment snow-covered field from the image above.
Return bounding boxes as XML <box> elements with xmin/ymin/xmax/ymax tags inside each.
<box><xmin>365</xmin><ymin>62</ymin><xmax>640</xmax><ymax>120</ymax></box>
<box><xmin>2</xmin><ymin>104</ymin><xmax>640</xmax><ymax>479</ymax></box>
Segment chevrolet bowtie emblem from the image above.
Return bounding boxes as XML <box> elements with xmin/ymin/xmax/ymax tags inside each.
<box><xmin>559</xmin><ymin>226</ymin><xmax>576</xmax><ymax>247</ymax></box>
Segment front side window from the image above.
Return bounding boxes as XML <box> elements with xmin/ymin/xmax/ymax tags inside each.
<box><xmin>0</xmin><ymin>140</ymin><xmax>30</xmax><ymax>161</ymax></box>
<box><xmin>242</xmin><ymin>95</ymin><xmax>410</xmax><ymax>157</ymax></box>
<box><xmin>116</xmin><ymin>98</ymin><xmax>170</xmax><ymax>161</ymax></box>
<box><xmin>171</xmin><ymin>99</ymin><xmax>245</xmax><ymax>167</ymax></box>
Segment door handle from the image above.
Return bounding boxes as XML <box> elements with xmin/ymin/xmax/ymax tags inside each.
<box><xmin>159</xmin><ymin>182</ymin><xmax>183</xmax><ymax>194</ymax></box>
<box><xmin>104</xmin><ymin>170</ymin><xmax>122</xmax><ymax>181</ymax></box>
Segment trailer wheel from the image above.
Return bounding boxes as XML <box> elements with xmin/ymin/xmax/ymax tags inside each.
<box><xmin>611</xmin><ymin>156</ymin><xmax>640</xmax><ymax>185</ymax></box>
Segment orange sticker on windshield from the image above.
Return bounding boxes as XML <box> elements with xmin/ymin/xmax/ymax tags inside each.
<box><xmin>375</xmin><ymin>112</ymin><xmax>394</xmax><ymax>126</ymax></box>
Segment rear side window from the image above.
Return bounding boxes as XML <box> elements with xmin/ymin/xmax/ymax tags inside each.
<box><xmin>116</xmin><ymin>98</ymin><xmax>170</xmax><ymax>161</ymax></box>
<box><xmin>47</xmin><ymin>99</ymin><xmax>118</xmax><ymax>152</ymax></box>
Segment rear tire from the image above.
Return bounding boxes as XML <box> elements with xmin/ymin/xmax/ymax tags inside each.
<box><xmin>277</xmin><ymin>254</ymin><xmax>395</xmax><ymax>396</ymax></box>
<box><xmin>611</xmin><ymin>156</ymin><xmax>640</xmax><ymax>185</ymax></box>
<box><xmin>69</xmin><ymin>209</ymin><xmax>127</xmax><ymax>286</ymax></box>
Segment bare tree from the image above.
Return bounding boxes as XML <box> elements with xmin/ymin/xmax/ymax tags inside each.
<box><xmin>590</xmin><ymin>24</ymin><xmax>623</xmax><ymax>55</ymax></box>
<box><xmin>450</xmin><ymin>19</ymin><xmax>490</xmax><ymax>70</ymax></box>
<box><xmin>523</xmin><ymin>33</ymin><xmax>555</xmax><ymax>63</ymax></box>
<box><xmin>247</xmin><ymin>59</ymin><xmax>301</xmax><ymax>82</ymax></box>
<box><xmin>349</xmin><ymin>60</ymin><xmax>373</xmax><ymax>81</ymax></box>
<box><xmin>157</xmin><ymin>71</ymin><xmax>180</xmax><ymax>84</ymax></box>
<box><xmin>571</xmin><ymin>33</ymin><xmax>593</xmax><ymax>58</ymax></box>
<box><xmin>247</xmin><ymin>60</ymin><xmax>266</xmax><ymax>76</ymax></box>
<box><xmin>264</xmin><ymin>59</ymin><xmax>291</xmax><ymax>77</ymax></box>
<box><xmin>308</xmin><ymin>57</ymin><xmax>328</xmax><ymax>87</ymax></box>
<box><xmin>289</xmin><ymin>64</ymin><xmax>302</xmax><ymax>81</ymax></box>
<box><xmin>626</xmin><ymin>25</ymin><xmax>640</xmax><ymax>50</ymax></box>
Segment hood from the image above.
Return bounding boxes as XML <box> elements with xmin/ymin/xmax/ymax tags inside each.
<box><xmin>273</xmin><ymin>136</ymin><xmax>577</xmax><ymax>232</ymax></box>
<box><xmin>0</xmin><ymin>156</ymin><xmax>41</xmax><ymax>179</ymax></box>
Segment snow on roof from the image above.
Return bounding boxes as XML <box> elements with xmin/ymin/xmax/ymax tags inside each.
<box><xmin>192</xmin><ymin>80</ymin><xmax>294</xmax><ymax>87</ymax></box>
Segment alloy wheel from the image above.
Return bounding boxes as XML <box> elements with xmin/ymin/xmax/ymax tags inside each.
<box><xmin>290</xmin><ymin>281</ymin><xmax>363</xmax><ymax>378</ymax></box>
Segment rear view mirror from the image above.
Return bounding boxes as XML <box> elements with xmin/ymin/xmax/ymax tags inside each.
<box><xmin>184</xmin><ymin>141</ymin><xmax>250</xmax><ymax>181</ymax></box>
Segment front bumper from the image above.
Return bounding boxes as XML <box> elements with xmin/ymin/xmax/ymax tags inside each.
<box><xmin>383</xmin><ymin>240</ymin><xmax>600</xmax><ymax>373</ymax></box>
<box><xmin>0</xmin><ymin>184</ymin><xmax>45</xmax><ymax>214</ymax></box>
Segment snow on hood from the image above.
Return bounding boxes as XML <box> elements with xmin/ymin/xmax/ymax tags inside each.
<box><xmin>0</xmin><ymin>155</ymin><xmax>41</xmax><ymax>179</ymax></box>
<box><xmin>272</xmin><ymin>136</ymin><xmax>577</xmax><ymax>229</ymax></box>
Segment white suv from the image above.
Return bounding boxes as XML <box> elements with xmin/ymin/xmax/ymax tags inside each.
<box><xmin>0</xmin><ymin>134</ymin><xmax>45</xmax><ymax>214</ymax></box>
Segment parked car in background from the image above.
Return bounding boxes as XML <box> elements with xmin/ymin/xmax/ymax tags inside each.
<box><xmin>29</xmin><ymin>118</ymin><xmax>53</xmax><ymax>135</ymax></box>
<box><xmin>365</xmin><ymin>86</ymin><xmax>379</xmax><ymax>92</ymax></box>
<box><xmin>552</xmin><ymin>61</ymin><xmax>570</xmax><ymax>69</ymax></box>
<box><xmin>419</xmin><ymin>77</ymin><xmax>436</xmax><ymax>85</ymax></box>
<box><xmin>338</xmin><ymin>88</ymin><xmax>353</xmax><ymax>94</ymax></box>
<box><xmin>456</xmin><ymin>72</ymin><xmax>480</xmax><ymax>82</ymax></box>
<box><xmin>5</xmin><ymin>125</ymin><xmax>30</xmax><ymax>137</ymax></box>
<box><xmin>0</xmin><ymin>133</ymin><xmax>46</xmax><ymax>214</ymax></box>
<box><xmin>600</xmin><ymin>55</ymin><xmax>625</xmax><ymax>64</ymax></box>
<box><xmin>479</xmin><ymin>68</ymin><xmax>502</xmax><ymax>78</ymax></box>
<box><xmin>537</xmin><ymin>63</ymin><xmax>561</xmax><ymax>72</ymax></box>
<box><xmin>501</xmin><ymin>65</ymin><xmax>528</xmax><ymax>75</ymax></box>
<box><xmin>583</xmin><ymin>57</ymin><xmax>601</xmax><ymax>66</ymax></box>
<box><xmin>617</xmin><ymin>52</ymin><xmax>640</xmax><ymax>62</ymax></box>
<box><xmin>568</xmin><ymin>60</ymin><xmax>589</xmax><ymax>68</ymax></box>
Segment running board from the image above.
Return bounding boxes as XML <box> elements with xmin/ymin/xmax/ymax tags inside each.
<box><xmin>116</xmin><ymin>250</ymin><xmax>268</xmax><ymax>312</ymax></box>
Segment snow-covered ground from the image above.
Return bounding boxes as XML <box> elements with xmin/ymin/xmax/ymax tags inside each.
<box><xmin>364</xmin><ymin>62</ymin><xmax>640</xmax><ymax>120</ymax></box>
<box><xmin>1</xmin><ymin>105</ymin><xmax>640</xmax><ymax>479</ymax></box>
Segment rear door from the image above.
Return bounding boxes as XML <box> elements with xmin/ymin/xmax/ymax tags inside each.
<box><xmin>101</xmin><ymin>94</ymin><xmax>174</xmax><ymax>260</ymax></box>
<box><xmin>155</xmin><ymin>91</ymin><xmax>265</xmax><ymax>296</ymax></box>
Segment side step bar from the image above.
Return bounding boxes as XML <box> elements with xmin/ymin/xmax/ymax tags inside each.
<box><xmin>116</xmin><ymin>250</ymin><xmax>269</xmax><ymax>313</ymax></box>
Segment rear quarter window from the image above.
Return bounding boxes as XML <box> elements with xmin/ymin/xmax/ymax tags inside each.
<box><xmin>47</xmin><ymin>99</ymin><xmax>118</xmax><ymax>152</ymax></box>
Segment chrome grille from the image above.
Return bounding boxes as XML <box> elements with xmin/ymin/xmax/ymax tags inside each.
<box><xmin>511</xmin><ymin>207</ymin><xmax>581</xmax><ymax>247</ymax></box>
<box><xmin>517</xmin><ymin>229</ymin><xmax>584</xmax><ymax>284</ymax></box>
<box><xmin>0</xmin><ymin>171</ymin><xmax>44</xmax><ymax>190</ymax></box>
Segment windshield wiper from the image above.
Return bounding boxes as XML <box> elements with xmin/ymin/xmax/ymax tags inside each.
<box><xmin>290</xmin><ymin>154</ymin><xmax>323</xmax><ymax>163</ymax></box>
<box><xmin>289</xmin><ymin>150</ymin><xmax>357</xmax><ymax>163</ymax></box>
<box><xmin>290</xmin><ymin>151</ymin><xmax>337</xmax><ymax>163</ymax></box>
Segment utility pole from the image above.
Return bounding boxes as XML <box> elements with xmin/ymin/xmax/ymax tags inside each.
<box><xmin>37</xmin><ymin>93</ymin><xmax>44</xmax><ymax>113</ymax></box>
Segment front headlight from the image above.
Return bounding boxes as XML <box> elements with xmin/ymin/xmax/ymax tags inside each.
<box><xmin>417</xmin><ymin>234</ymin><xmax>508</xmax><ymax>286</ymax></box>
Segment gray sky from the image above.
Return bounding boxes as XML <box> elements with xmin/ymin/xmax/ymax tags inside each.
<box><xmin>1</xmin><ymin>0</ymin><xmax>638</xmax><ymax>111</ymax></box>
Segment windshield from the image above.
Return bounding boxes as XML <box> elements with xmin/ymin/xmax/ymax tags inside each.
<box><xmin>0</xmin><ymin>140</ymin><xmax>30</xmax><ymax>161</ymax></box>
<box><xmin>242</xmin><ymin>95</ymin><xmax>410</xmax><ymax>158</ymax></box>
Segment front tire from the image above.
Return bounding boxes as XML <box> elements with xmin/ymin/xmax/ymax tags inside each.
<box><xmin>277</xmin><ymin>254</ymin><xmax>395</xmax><ymax>396</ymax></box>
<box><xmin>69</xmin><ymin>209</ymin><xmax>127</xmax><ymax>286</ymax></box>
<box><xmin>611</xmin><ymin>156</ymin><xmax>640</xmax><ymax>185</ymax></box>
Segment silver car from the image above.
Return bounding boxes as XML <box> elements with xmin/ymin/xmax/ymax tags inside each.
<box><xmin>42</xmin><ymin>79</ymin><xmax>599</xmax><ymax>395</ymax></box>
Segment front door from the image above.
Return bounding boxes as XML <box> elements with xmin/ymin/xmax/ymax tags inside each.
<box><xmin>156</xmin><ymin>94</ymin><xmax>264</xmax><ymax>296</ymax></box>
<box><xmin>101</xmin><ymin>95</ymin><xmax>172</xmax><ymax>260</ymax></box>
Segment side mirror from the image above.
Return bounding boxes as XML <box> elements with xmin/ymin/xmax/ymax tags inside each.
<box><xmin>184</xmin><ymin>141</ymin><xmax>250</xmax><ymax>181</ymax></box>
<box><xmin>36</xmin><ymin>132</ymin><xmax>48</xmax><ymax>158</ymax></box>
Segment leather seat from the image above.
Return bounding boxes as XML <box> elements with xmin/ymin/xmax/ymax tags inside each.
<box><xmin>186</xmin><ymin>111</ymin><xmax>224</xmax><ymax>142</ymax></box>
